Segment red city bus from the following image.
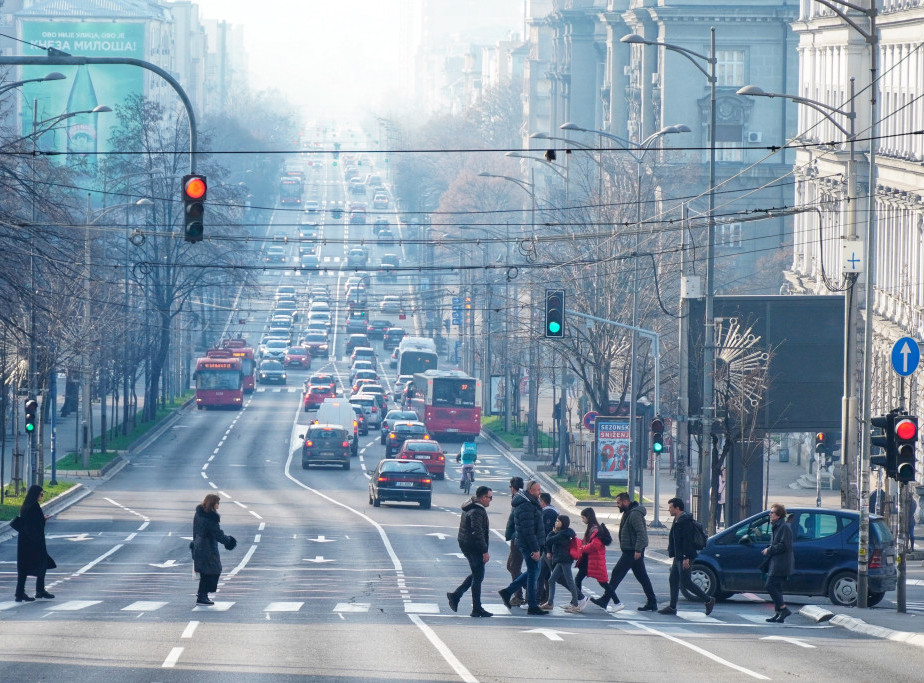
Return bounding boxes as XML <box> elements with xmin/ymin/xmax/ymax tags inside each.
<box><xmin>412</xmin><ymin>370</ymin><xmax>481</xmax><ymax>440</ymax></box>
<box><xmin>219</xmin><ymin>339</ymin><xmax>255</xmax><ymax>392</ymax></box>
<box><xmin>195</xmin><ymin>351</ymin><xmax>243</xmax><ymax>410</ymax></box>
<box><xmin>279</xmin><ymin>175</ymin><xmax>303</xmax><ymax>205</ymax></box>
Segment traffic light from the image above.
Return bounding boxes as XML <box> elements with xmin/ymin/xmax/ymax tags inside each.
<box><xmin>545</xmin><ymin>289</ymin><xmax>565</xmax><ymax>338</ymax></box>
<box><xmin>870</xmin><ymin>413</ymin><xmax>896</xmax><ymax>477</ymax></box>
<box><xmin>182</xmin><ymin>174</ymin><xmax>207</xmax><ymax>243</ymax></box>
<box><xmin>894</xmin><ymin>415</ymin><xmax>918</xmax><ymax>483</ymax></box>
<box><xmin>651</xmin><ymin>416</ymin><xmax>664</xmax><ymax>453</ymax></box>
<box><xmin>814</xmin><ymin>432</ymin><xmax>827</xmax><ymax>455</ymax></box>
<box><xmin>24</xmin><ymin>398</ymin><xmax>38</xmax><ymax>435</ymax></box>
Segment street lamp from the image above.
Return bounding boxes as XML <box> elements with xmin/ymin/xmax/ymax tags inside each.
<box><xmin>555</xmin><ymin>122</ymin><xmax>689</xmax><ymax>514</ymax></box>
<box><xmin>0</xmin><ymin>71</ymin><xmax>65</xmax><ymax>98</ymax></box>
<box><xmin>622</xmin><ymin>28</ymin><xmax>718</xmax><ymax>527</ymax></box>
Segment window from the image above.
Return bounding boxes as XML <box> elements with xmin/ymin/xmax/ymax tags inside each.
<box><xmin>717</xmin><ymin>222</ymin><xmax>742</xmax><ymax>249</ymax></box>
<box><xmin>791</xmin><ymin>513</ymin><xmax>841</xmax><ymax>541</ymax></box>
<box><xmin>716</xmin><ymin>50</ymin><xmax>745</xmax><ymax>87</ymax></box>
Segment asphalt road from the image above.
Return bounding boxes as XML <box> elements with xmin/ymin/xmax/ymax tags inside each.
<box><xmin>2</xmin><ymin>152</ymin><xmax>923</xmax><ymax>681</ymax></box>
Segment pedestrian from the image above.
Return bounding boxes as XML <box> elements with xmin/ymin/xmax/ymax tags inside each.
<box><xmin>14</xmin><ymin>485</ymin><xmax>56</xmax><ymax>602</ymax></box>
<box><xmin>503</xmin><ymin>477</ymin><xmax>526</xmax><ymax>606</ymax></box>
<box><xmin>537</xmin><ymin>491</ymin><xmax>558</xmax><ymax>604</ymax></box>
<box><xmin>869</xmin><ymin>487</ymin><xmax>885</xmax><ymax>515</ymax></box>
<box><xmin>540</xmin><ymin>514</ymin><xmax>586</xmax><ymax>612</ymax></box>
<box><xmin>591</xmin><ymin>492</ymin><xmax>658</xmax><ymax>612</ymax></box>
<box><xmin>448</xmin><ymin>486</ymin><xmax>494</xmax><ymax>617</ymax></box>
<box><xmin>659</xmin><ymin>497</ymin><xmax>716</xmax><ymax>616</ymax></box>
<box><xmin>908</xmin><ymin>494</ymin><xmax>917</xmax><ymax>551</ymax></box>
<box><xmin>574</xmin><ymin>507</ymin><xmax>611</xmax><ymax>603</ymax></box>
<box><xmin>717</xmin><ymin>467</ymin><xmax>727</xmax><ymax>527</ymax></box>
<box><xmin>761</xmin><ymin>502</ymin><xmax>795</xmax><ymax>622</ymax></box>
<box><xmin>190</xmin><ymin>494</ymin><xmax>237</xmax><ymax>606</ymax></box>
<box><xmin>498</xmin><ymin>479</ymin><xmax>548</xmax><ymax>615</ymax></box>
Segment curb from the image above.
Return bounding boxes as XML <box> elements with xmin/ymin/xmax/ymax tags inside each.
<box><xmin>827</xmin><ymin>613</ymin><xmax>924</xmax><ymax>649</ymax></box>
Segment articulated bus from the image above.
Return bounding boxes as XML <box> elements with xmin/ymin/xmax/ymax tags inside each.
<box><xmin>218</xmin><ymin>339</ymin><xmax>255</xmax><ymax>392</ymax></box>
<box><xmin>411</xmin><ymin>370</ymin><xmax>481</xmax><ymax>440</ymax></box>
<box><xmin>397</xmin><ymin>337</ymin><xmax>439</xmax><ymax>377</ymax></box>
<box><xmin>194</xmin><ymin>351</ymin><xmax>244</xmax><ymax>410</ymax></box>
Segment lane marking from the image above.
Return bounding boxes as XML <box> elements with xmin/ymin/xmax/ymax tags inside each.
<box><xmin>760</xmin><ymin>635</ymin><xmax>815</xmax><ymax>648</ymax></box>
<box><xmin>75</xmin><ymin>544</ymin><xmax>124</xmax><ymax>575</ymax></box>
<box><xmin>162</xmin><ymin>647</ymin><xmax>184</xmax><ymax>668</ymax></box>
<box><xmin>181</xmin><ymin>621</ymin><xmax>199</xmax><ymax>638</ymax></box>
<box><xmin>227</xmin><ymin>544</ymin><xmax>258</xmax><ymax>577</ymax></box>
<box><xmin>249</xmin><ymin>510</ymin><xmax>263</xmax><ymax>520</ymax></box>
<box><xmin>138</xmin><ymin>522</ymin><xmax>149</xmax><ymax>531</ymax></box>
<box><xmin>628</xmin><ymin>620</ymin><xmax>769</xmax><ymax>680</ymax></box>
<box><xmin>408</xmin><ymin>614</ymin><xmax>478</xmax><ymax>683</ymax></box>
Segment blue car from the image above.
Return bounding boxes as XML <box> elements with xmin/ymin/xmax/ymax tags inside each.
<box><xmin>685</xmin><ymin>507</ymin><xmax>897</xmax><ymax>607</ymax></box>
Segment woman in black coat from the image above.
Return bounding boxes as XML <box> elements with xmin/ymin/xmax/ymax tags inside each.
<box><xmin>15</xmin><ymin>484</ymin><xmax>56</xmax><ymax>602</ymax></box>
<box><xmin>191</xmin><ymin>493</ymin><xmax>236</xmax><ymax>605</ymax></box>
<box><xmin>762</xmin><ymin>502</ymin><xmax>795</xmax><ymax>623</ymax></box>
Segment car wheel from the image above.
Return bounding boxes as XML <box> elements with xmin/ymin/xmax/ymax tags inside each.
<box><xmin>343</xmin><ymin>459</ymin><xmax>350</xmax><ymax>471</ymax></box>
<box><xmin>867</xmin><ymin>591</ymin><xmax>886</xmax><ymax>607</ymax></box>
<box><xmin>436</xmin><ymin>473</ymin><xmax>445</xmax><ymax>480</ymax></box>
<box><xmin>683</xmin><ymin>564</ymin><xmax>720</xmax><ymax>600</ymax></box>
<box><xmin>828</xmin><ymin>571</ymin><xmax>860</xmax><ymax>606</ymax></box>
<box><xmin>380</xmin><ymin>436</ymin><xmax>386</xmax><ymax>445</ymax></box>
<box><xmin>301</xmin><ymin>461</ymin><xmax>308</xmax><ymax>470</ymax></box>
<box><xmin>420</xmin><ymin>499</ymin><xmax>431</xmax><ymax>510</ymax></box>
<box><xmin>373</xmin><ymin>494</ymin><xmax>381</xmax><ymax>507</ymax></box>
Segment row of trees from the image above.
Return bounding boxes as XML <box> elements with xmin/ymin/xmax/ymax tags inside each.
<box><xmin>0</xmin><ymin>80</ymin><xmax>300</xmax><ymax>480</ymax></box>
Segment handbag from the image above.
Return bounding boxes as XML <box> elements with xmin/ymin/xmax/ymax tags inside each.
<box><xmin>9</xmin><ymin>516</ymin><xmax>23</xmax><ymax>532</ymax></box>
<box><xmin>758</xmin><ymin>557</ymin><xmax>770</xmax><ymax>574</ymax></box>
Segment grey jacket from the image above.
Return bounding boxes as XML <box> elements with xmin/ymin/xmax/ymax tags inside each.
<box><xmin>766</xmin><ymin>517</ymin><xmax>795</xmax><ymax>577</ymax></box>
<box><xmin>618</xmin><ymin>501</ymin><xmax>649</xmax><ymax>553</ymax></box>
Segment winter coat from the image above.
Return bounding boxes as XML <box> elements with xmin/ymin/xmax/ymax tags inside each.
<box><xmin>545</xmin><ymin>527</ymin><xmax>577</xmax><ymax>565</ymax></box>
<box><xmin>17</xmin><ymin>501</ymin><xmax>54</xmax><ymax>576</ymax></box>
<box><xmin>765</xmin><ymin>516</ymin><xmax>795</xmax><ymax>577</ymax></box>
<box><xmin>541</xmin><ymin>505</ymin><xmax>558</xmax><ymax>550</ymax></box>
<box><xmin>191</xmin><ymin>505</ymin><xmax>232</xmax><ymax>575</ymax></box>
<box><xmin>667</xmin><ymin>512</ymin><xmax>699</xmax><ymax>561</ymax></box>
<box><xmin>505</xmin><ymin>505</ymin><xmax>516</xmax><ymax>542</ymax></box>
<box><xmin>618</xmin><ymin>501</ymin><xmax>649</xmax><ymax>553</ymax></box>
<box><xmin>512</xmin><ymin>490</ymin><xmax>544</xmax><ymax>554</ymax></box>
<box><xmin>458</xmin><ymin>497</ymin><xmax>489</xmax><ymax>556</ymax></box>
<box><xmin>579</xmin><ymin>526</ymin><xmax>608</xmax><ymax>581</ymax></box>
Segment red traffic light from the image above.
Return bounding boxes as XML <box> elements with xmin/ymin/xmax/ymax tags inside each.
<box><xmin>651</xmin><ymin>418</ymin><xmax>664</xmax><ymax>433</ymax></box>
<box><xmin>183</xmin><ymin>175</ymin><xmax>207</xmax><ymax>200</ymax></box>
<box><xmin>895</xmin><ymin>418</ymin><xmax>917</xmax><ymax>441</ymax></box>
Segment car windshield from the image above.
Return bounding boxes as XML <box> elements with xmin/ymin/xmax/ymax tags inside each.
<box><xmin>406</xmin><ymin>442</ymin><xmax>438</xmax><ymax>452</ymax></box>
<box><xmin>306</xmin><ymin>333</ymin><xmax>327</xmax><ymax>341</ymax></box>
<box><xmin>380</xmin><ymin>461</ymin><xmax>427</xmax><ymax>474</ymax></box>
<box><xmin>396</xmin><ymin>424</ymin><xmax>426</xmax><ymax>435</ymax></box>
<box><xmin>308</xmin><ymin>428</ymin><xmax>345</xmax><ymax>440</ymax></box>
<box><xmin>308</xmin><ymin>385</ymin><xmax>329</xmax><ymax>393</ymax></box>
<box><xmin>260</xmin><ymin>361</ymin><xmax>284</xmax><ymax>370</ymax></box>
<box><xmin>266</xmin><ymin>340</ymin><xmax>287</xmax><ymax>349</ymax></box>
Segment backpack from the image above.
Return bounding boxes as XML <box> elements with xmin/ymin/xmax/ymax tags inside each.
<box><xmin>597</xmin><ymin>523</ymin><xmax>613</xmax><ymax>547</ymax></box>
<box><xmin>691</xmin><ymin>519</ymin><xmax>708</xmax><ymax>550</ymax></box>
<box><xmin>568</xmin><ymin>536</ymin><xmax>582</xmax><ymax>561</ymax></box>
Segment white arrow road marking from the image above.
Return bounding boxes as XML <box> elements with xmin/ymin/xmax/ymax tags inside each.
<box><xmin>46</xmin><ymin>533</ymin><xmax>93</xmax><ymax>542</ymax></box>
<box><xmin>149</xmin><ymin>560</ymin><xmax>180</xmax><ymax>568</ymax></box>
<box><xmin>307</xmin><ymin>535</ymin><xmax>334</xmax><ymax>543</ymax></box>
<box><xmin>427</xmin><ymin>532</ymin><xmax>450</xmax><ymax>540</ymax></box>
<box><xmin>524</xmin><ymin>628</ymin><xmax>574</xmax><ymax>642</ymax></box>
<box><xmin>303</xmin><ymin>556</ymin><xmax>335</xmax><ymax>563</ymax></box>
<box><xmin>760</xmin><ymin>636</ymin><xmax>815</xmax><ymax>649</ymax></box>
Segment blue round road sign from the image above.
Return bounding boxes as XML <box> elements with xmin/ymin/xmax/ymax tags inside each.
<box><xmin>891</xmin><ymin>337</ymin><xmax>920</xmax><ymax>377</ymax></box>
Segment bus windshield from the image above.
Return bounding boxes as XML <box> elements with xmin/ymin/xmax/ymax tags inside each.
<box><xmin>196</xmin><ymin>369</ymin><xmax>241</xmax><ymax>390</ymax></box>
<box><xmin>399</xmin><ymin>351</ymin><xmax>438</xmax><ymax>375</ymax></box>
<box><xmin>432</xmin><ymin>379</ymin><xmax>476</xmax><ymax>408</ymax></box>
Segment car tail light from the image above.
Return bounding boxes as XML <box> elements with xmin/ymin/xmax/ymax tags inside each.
<box><xmin>353</xmin><ymin>420</ymin><xmax>358</xmax><ymax>428</ymax></box>
<box><xmin>372</xmin><ymin>407</ymin><xmax>377</xmax><ymax>413</ymax></box>
<box><xmin>377</xmin><ymin>476</ymin><xmax>388</xmax><ymax>482</ymax></box>
<box><xmin>389</xmin><ymin>433</ymin><xmax>396</xmax><ymax>440</ymax></box>
<box><xmin>305</xmin><ymin>440</ymin><xmax>314</xmax><ymax>447</ymax></box>
<box><xmin>869</xmin><ymin>549</ymin><xmax>883</xmax><ymax>569</ymax></box>
<box><xmin>438</xmin><ymin>455</ymin><xmax>444</xmax><ymax>461</ymax></box>
<box><xmin>342</xmin><ymin>441</ymin><xmax>350</xmax><ymax>448</ymax></box>
<box><xmin>422</xmin><ymin>478</ymin><xmax>431</xmax><ymax>484</ymax></box>
<box><xmin>423</xmin><ymin>434</ymin><xmax>430</xmax><ymax>440</ymax></box>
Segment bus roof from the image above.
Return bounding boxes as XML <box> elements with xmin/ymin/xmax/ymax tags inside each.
<box><xmin>398</xmin><ymin>336</ymin><xmax>437</xmax><ymax>353</ymax></box>
<box><xmin>414</xmin><ymin>370</ymin><xmax>477</xmax><ymax>381</ymax></box>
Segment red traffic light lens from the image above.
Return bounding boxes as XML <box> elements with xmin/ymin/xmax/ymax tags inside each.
<box><xmin>184</xmin><ymin>176</ymin><xmax>207</xmax><ymax>200</ymax></box>
<box><xmin>895</xmin><ymin>419</ymin><xmax>917</xmax><ymax>441</ymax></box>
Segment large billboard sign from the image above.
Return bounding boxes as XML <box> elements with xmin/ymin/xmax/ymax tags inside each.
<box><xmin>18</xmin><ymin>21</ymin><xmax>146</xmax><ymax>162</ymax></box>
<box><xmin>595</xmin><ymin>417</ymin><xmax>629</xmax><ymax>483</ymax></box>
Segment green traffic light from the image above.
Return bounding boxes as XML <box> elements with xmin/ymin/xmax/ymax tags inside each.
<box><xmin>25</xmin><ymin>422</ymin><xmax>34</xmax><ymax>432</ymax></box>
<box><xmin>548</xmin><ymin>321</ymin><xmax>561</xmax><ymax>334</ymax></box>
<box><xmin>653</xmin><ymin>441</ymin><xmax>663</xmax><ymax>453</ymax></box>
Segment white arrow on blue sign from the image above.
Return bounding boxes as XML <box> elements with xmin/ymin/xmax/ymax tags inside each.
<box><xmin>891</xmin><ymin>337</ymin><xmax>920</xmax><ymax>377</ymax></box>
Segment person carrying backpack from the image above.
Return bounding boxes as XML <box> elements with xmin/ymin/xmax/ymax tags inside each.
<box><xmin>447</xmin><ymin>486</ymin><xmax>494</xmax><ymax>617</ymax></box>
<box><xmin>659</xmin><ymin>497</ymin><xmax>715</xmax><ymax>616</ymax></box>
<box><xmin>540</xmin><ymin>515</ymin><xmax>587</xmax><ymax>612</ymax></box>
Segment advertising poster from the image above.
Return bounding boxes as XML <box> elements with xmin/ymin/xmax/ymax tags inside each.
<box><xmin>489</xmin><ymin>375</ymin><xmax>505</xmax><ymax>416</ymax></box>
<box><xmin>596</xmin><ymin>417</ymin><xmax>629</xmax><ymax>482</ymax></box>
<box><xmin>19</xmin><ymin>21</ymin><xmax>146</xmax><ymax>162</ymax></box>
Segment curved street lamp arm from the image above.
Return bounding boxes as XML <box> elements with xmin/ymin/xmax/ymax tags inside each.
<box><xmin>812</xmin><ymin>0</ymin><xmax>875</xmax><ymax>41</ymax></box>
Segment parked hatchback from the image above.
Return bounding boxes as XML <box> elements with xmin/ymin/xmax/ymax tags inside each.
<box><xmin>686</xmin><ymin>507</ymin><xmax>897</xmax><ymax>607</ymax></box>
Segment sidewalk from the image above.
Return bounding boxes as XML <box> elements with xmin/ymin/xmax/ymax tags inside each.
<box><xmin>484</xmin><ymin>430</ymin><xmax>924</xmax><ymax>650</ymax></box>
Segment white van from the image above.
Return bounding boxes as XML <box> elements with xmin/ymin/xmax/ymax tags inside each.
<box><xmin>314</xmin><ymin>398</ymin><xmax>358</xmax><ymax>456</ymax></box>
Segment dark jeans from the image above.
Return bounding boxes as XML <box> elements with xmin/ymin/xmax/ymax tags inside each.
<box><xmin>765</xmin><ymin>575</ymin><xmax>786</xmax><ymax>610</ymax></box>
<box><xmin>15</xmin><ymin>569</ymin><xmax>46</xmax><ymax>596</ymax></box>
<box><xmin>598</xmin><ymin>550</ymin><xmax>657</xmax><ymax>607</ymax></box>
<box><xmin>451</xmin><ymin>552</ymin><xmax>486</xmax><ymax>610</ymax></box>
<box><xmin>574</xmin><ymin>560</ymin><xmax>609</xmax><ymax>601</ymax></box>
<box><xmin>504</xmin><ymin>547</ymin><xmax>540</xmax><ymax>608</ymax></box>
<box><xmin>668</xmin><ymin>559</ymin><xmax>710</xmax><ymax>608</ymax></box>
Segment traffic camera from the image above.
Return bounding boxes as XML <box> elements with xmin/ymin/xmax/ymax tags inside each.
<box><xmin>651</xmin><ymin>417</ymin><xmax>664</xmax><ymax>453</ymax></box>
<box><xmin>182</xmin><ymin>174</ymin><xmax>207</xmax><ymax>243</ymax></box>
<box><xmin>24</xmin><ymin>398</ymin><xmax>38</xmax><ymax>434</ymax></box>
<box><xmin>894</xmin><ymin>415</ymin><xmax>918</xmax><ymax>483</ymax></box>
<box><xmin>545</xmin><ymin>289</ymin><xmax>565</xmax><ymax>338</ymax></box>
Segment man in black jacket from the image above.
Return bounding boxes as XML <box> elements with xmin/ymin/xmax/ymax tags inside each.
<box><xmin>448</xmin><ymin>486</ymin><xmax>494</xmax><ymax>617</ymax></box>
<box><xmin>498</xmin><ymin>480</ymin><xmax>548</xmax><ymax>615</ymax></box>
<box><xmin>660</xmin><ymin>497</ymin><xmax>715</xmax><ymax>615</ymax></box>
<box><xmin>537</xmin><ymin>492</ymin><xmax>558</xmax><ymax>604</ymax></box>
<box><xmin>504</xmin><ymin>477</ymin><xmax>525</xmax><ymax>606</ymax></box>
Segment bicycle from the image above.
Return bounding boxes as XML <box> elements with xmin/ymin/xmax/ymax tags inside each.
<box><xmin>460</xmin><ymin>463</ymin><xmax>475</xmax><ymax>495</ymax></box>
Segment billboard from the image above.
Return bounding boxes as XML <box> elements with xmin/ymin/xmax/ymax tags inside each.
<box><xmin>18</xmin><ymin>21</ymin><xmax>146</xmax><ymax>162</ymax></box>
<box><xmin>595</xmin><ymin>417</ymin><xmax>629</xmax><ymax>483</ymax></box>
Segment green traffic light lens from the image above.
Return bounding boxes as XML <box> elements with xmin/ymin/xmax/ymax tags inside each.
<box><xmin>548</xmin><ymin>322</ymin><xmax>561</xmax><ymax>334</ymax></box>
<box><xmin>653</xmin><ymin>442</ymin><xmax>663</xmax><ymax>452</ymax></box>
<box><xmin>26</xmin><ymin>423</ymin><xmax>34</xmax><ymax>432</ymax></box>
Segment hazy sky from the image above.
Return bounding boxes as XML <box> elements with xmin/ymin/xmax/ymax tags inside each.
<box><xmin>192</xmin><ymin>0</ymin><xmax>410</xmax><ymax>121</ymax></box>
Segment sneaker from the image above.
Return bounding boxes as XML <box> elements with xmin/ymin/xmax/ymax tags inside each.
<box><xmin>498</xmin><ymin>588</ymin><xmax>512</xmax><ymax>609</ymax></box>
<box><xmin>578</xmin><ymin>596</ymin><xmax>590</xmax><ymax>612</ymax></box>
<box><xmin>658</xmin><ymin>606</ymin><xmax>677</xmax><ymax>615</ymax></box>
<box><xmin>538</xmin><ymin>602</ymin><xmax>553</xmax><ymax>610</ymax></box>
<box><xmin>704</xmin><ymin>598</ymin><xmax>716</xmax><ymax>616</ymax></box>
<box><xmin>14</xmin><ymin>594</ymin><xmax>35</xmax><ymax>603</ymax></box>
<box><xmin>447</xmin><ymin>592</ymin><xmax>459</xmax><ymax>613</ymax></box>
<box><xmin>471</xmin><ymin>608</ymin><xmax>493</xmax><ymax>617</ymax></box>
<box><xmin>563</xmin><ymin>604</ymin><xmax>579</xmax><ymax>613</ymax></box>
<box><xmin>35</xmin><ymin>591</ymin><xmax>55</xmax><ymax>600</ymax></box>
<box><xmin>509</xmin><ymin>595</ymin><xmax>527</xmax><ymax>607</ymax></box>
<box><xmin>196</xmin><ymin>597</ymin><xmax>214</xmax><ymax>606</ymax></box>
<box><xmin>589</xmin><ymin>596</ymin><xmax>608</xmax><ymax>610</ymax></box>
<box><xmin>608</xmin><ymin>602</ymin><xmax>625</xmax><ymax>614</ymax></box>
<box><xmin>637</xmin><ymin>602</ymin><xmax>658</xmax><ymax>612</ymax></box>
<box><xmin>526</xmin><ymin>606</ymin><xmax>549</xmax><ymax>615</ymax></box>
